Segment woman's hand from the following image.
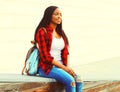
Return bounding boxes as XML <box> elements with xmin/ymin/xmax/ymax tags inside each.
<box><xmin>51</xmin><ymin>60</ymin><xmax>76</xmax><ymax>77</ymax></box>
<box><xmin>64</xmin><ymin>66</ymin><xmax>76</xmax><ymax>78</ymax></box>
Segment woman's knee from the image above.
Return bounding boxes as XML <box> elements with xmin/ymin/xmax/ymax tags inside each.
<box><xmin>71</xmin><ymin>81</ymin><xmax>76</xmax><ymax>87</ymax></box>
<box><xmin>66</xmin><ymin>76</ymin><xmax>76</xmax><ymax>87</ymax></box>
<box><xmin>70</xmin><ymin>75</ymin><xmax>83</xmax><ymax>87</ymax></box>
<box><xmin>75</xmin><ymin>75</ymin><xmax>83</xmax><ymax>83</ymax></box>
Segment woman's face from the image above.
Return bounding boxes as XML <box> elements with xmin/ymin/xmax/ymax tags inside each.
<box><xmin>51</xmin><ymin>8</ymin><xmax>62</xmax><ymax>25</ymax></box>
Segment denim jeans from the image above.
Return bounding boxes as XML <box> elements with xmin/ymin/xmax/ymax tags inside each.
<box><xmin>38</xmin><ymin>67</ymin><xmax>83</xmax><ymax>92</ymax></box>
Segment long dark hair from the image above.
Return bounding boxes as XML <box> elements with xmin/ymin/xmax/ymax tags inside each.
<box><xmin>34</xmin><ymin>6</ymin><xmax>69</xmax><ymax>45</ymax></box>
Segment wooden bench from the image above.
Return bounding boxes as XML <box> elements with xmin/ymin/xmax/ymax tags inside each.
<box><xmin>0</xmin><ymin>74</ymin><xmax>65</xmax><ymax>92</ymax></box>
<box><xmin>1</xmin><ymin>74</ymin><xmax>120</xmax><ymax>92</ymax></box>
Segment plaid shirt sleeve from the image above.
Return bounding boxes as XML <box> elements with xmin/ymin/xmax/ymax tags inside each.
<box><xmin>36</xmin><ymin>28</ymin><xmax>54</xmax><ymax>63</ymax></box>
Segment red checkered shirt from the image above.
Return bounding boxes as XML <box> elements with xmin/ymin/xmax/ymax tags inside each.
<box><xmin>36</xmin><ymin>25</ymin><xmax>69</xmax><ymax>75</ymax></box>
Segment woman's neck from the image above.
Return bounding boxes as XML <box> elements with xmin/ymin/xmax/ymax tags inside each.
<box><xmin>49</xmin><ymin>23</ymin><xmax>57</xmax><ymax>31</ymax></box>
<box><xmin>49</xmin><ymin>23</ymin><xmax>61</xmax><ymax>38</ymax></box>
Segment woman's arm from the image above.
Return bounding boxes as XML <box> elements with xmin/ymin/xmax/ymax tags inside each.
<box><xmin>36</xmin><ymin>28</ymin><xmax>54</xmax><ymax>63</ymax></box>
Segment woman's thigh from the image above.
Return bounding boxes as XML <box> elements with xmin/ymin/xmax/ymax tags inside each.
<box><xmin>38</xmin><ymin>67</ymin><xmax>75</xmax><ymax>85</ymax></box>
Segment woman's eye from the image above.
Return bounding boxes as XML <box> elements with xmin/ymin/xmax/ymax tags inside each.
<box><xmin>53</xmin><ymin>13</ymin><xmax>62</xmax><ymax>16</ymax></box>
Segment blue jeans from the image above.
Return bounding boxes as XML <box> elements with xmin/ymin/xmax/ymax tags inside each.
<box><xmin>38</xmin><ymin>67</ymin><xmax>83</xmax><ymax>92</ymax></box>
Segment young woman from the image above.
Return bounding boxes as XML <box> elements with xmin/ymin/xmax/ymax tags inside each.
<box><xmin>34</xmin><ymin>6</ymin><xmax>83</xmax><ymax>92</ymax></box>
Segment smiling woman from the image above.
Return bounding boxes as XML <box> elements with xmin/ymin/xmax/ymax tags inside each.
<box><xmin>33</xmin><ymin>6</ymin><xmax>83</xmax><ymax>92</ymax></box>
<box><xmin>0</xmin><ymin>0</ymin><xmax>120</xmax><ymax>83</ymax></box>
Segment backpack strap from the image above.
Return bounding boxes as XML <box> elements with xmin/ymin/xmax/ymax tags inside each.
<box><xmin>42</xmin><ymin>27</ymin><xmax>47</xmax><ymax>33</ymax></box>
<box><xmin>34</xmin><ymin>27</ymin><xmax>47</xmax><ymax>49</ymax></box>
<box><xmin>31</xmin><ymin>27</ymin><xmax>47</xmax><ymax>48</ymax></box>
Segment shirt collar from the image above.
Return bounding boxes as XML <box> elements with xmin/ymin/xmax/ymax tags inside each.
<box><xmin>46</xmin><ymin>25</ymin><xmax>54</xmax><ymax>33</ymax></box>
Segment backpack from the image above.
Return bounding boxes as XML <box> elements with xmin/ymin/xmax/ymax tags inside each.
<box><xmin>22</xmin><ymin>44</ymin><xmax>39</xmax><ymax>75</ymax></box>
<box><xmin>22</xmin><ymin>28</ymin><xmax>47</xmax><ymax>75</ymax></box>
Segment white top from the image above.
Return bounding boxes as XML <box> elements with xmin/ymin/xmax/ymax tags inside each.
<box><xmin>50</xmin><ymin>36</ymin><xmax>64</xmax><ymax>64</ymax></box>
